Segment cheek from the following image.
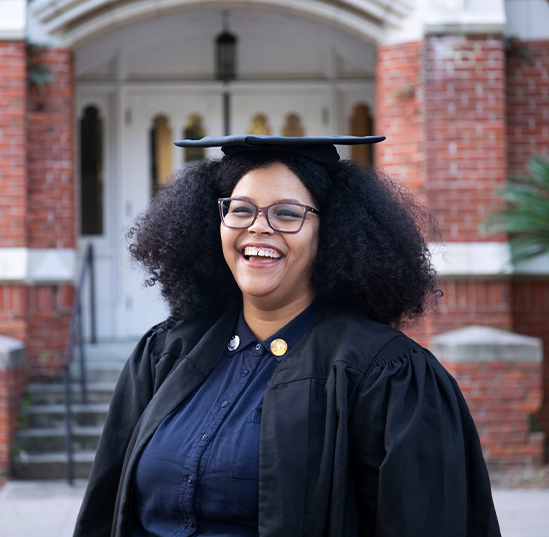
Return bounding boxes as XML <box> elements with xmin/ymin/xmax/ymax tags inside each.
<box><xmin>220</xmin><ymin>226</ymin><xmax>234</xmax><ymax>265</ymax></box>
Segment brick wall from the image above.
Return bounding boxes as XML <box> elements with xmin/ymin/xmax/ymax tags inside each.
<box><xmin>27</xmin><ymin>47</ymin><xmax>75</xmax><ymax>249</ymax></box>
<box><xmin>24</xmin><ymin>47</ymin><xmax>76</xmax><ymax>373</ymax></box>
<box><xmin>376</xmin><ymin>41</ymin><xmax>425</xmax><ymax>200</ymax></box>
<box><xmin>506</xmin><ymin>40</ymin><xmax>549</xmax><ymax>173</ymax></box>
<box><xmin>442</xmin><ymin>360</ymin><xmax>543</xmax><ymax>466</ymax></box>
<box><xmin>0</xmin><ymin>365</ymin><xmax>26</xmax><ymax>472</ymax></box>
<box><xmin>0</xmin><ymin>366</ymin><xmax>26</xmax><ymax>472</ymax></box>
<box><xmin>0</xmin><ymin>286</ymin><xmax>27</xmax><ymax>342</ymax></box>
<box><xmin>512</xmin><ymin>281</ymin><xmax>549</xmax><ymax>458</ymax></box>
<box><xmin>405</xmin><ymin>280</ymin><xmax>513</xmax><ymax>347</ymax></box>
<box><xmin>26</xmin><ymin>285</ymin><xmax>74</xmax><ymax>376</ymax></box>
<box><xmin>506</xmin><ymin>39</ymin><xmax>549</xmax><ymax>456</ymax></box>
<box><xmin>424</xmin><ymin>35</ymin><xmax>507</xmax><ymax>242</ymax></box>
<box><xmin>0</xmin><ymin>41</ymin><xmax>27</xmax><ymax>247</ymax></box>
<box><xmin>0</xmin><ymin>40</ymin><xmax>28</xmax><ymax>475</ymax></box>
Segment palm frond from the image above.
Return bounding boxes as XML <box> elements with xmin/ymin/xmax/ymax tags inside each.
<box><xmin>485</xmin><ymin>156</ymin><xmax>549</xmax><ymax>264</ymax></box>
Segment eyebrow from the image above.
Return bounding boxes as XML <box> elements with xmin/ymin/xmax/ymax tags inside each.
<box><xmin>234</xmin><ymin>196</ymin><xmax>305</xmax><ymax>205</ymax></box>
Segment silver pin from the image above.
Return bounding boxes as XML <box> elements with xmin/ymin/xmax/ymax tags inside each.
<box><xmin>228</xmin><ymin>335</ymin><xmax>240</xmax><ymax>351</ymax></box>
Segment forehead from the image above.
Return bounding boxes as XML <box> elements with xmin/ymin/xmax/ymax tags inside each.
<box><xmin>230</xmin><ymin>163</ymin><xmax>313</xmax><ymax>204</ymax></box>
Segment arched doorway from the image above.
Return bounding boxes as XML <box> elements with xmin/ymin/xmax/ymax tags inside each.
<box><xmin>73</xmin><ymin>6</ymin><xmax>380</xmax><ymax>338</ymax></box>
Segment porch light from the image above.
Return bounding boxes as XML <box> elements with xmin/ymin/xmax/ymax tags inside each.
<box><xmin>215</xmin><ymin>13</ymin><xmax>238</xmax><ymax>81</ymax></box>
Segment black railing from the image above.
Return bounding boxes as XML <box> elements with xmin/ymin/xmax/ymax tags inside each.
<box><xmin>63</xmin><ymin>243</ymin><xmax>97</xmax><ymax>485</ymax></box>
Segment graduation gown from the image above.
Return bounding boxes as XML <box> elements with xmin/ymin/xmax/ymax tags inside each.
<box><xmin>74</xmin><ymin>302</ymin><xmax>501</xmax><ymax>537</ymax></box>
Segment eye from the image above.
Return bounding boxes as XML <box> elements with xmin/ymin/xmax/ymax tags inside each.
<box><xmin>227</xmin><ymin>201</ymin><xmax>255</xmax><ymax>216</ymax></box>
<box><xmin>271</xmin><ymin>204</ymin><xmax>304</xmax><ymax>220</ymax></box>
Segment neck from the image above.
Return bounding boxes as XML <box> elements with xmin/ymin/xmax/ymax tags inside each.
<box><xmin>242</xmin><ymin>291</ymin><xmax>316</xmax><ymax>341</ymax></box>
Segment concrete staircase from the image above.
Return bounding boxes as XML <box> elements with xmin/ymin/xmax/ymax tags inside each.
<box><xmin>11</xmin><ymin>341</ymin><xmax>137</xmax><ymax>480</ymax></box>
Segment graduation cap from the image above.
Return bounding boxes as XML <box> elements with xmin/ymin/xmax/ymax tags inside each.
<box><xmin>174</xmin><ymin>135</ymin><xmax>385</xmax><ymax>165</ymax></box>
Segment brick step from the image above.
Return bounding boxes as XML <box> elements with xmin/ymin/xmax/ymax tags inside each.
<box><xmin>11</xmin><ymin>451</ymin><xmax>96</xmax><ymax>480</ymax></box>
<box><xmin>27</xmin><ymin>381</ymin><xmax>118</xmax><ymax>405</ymax></box>
<box><xmin>22</xmin><ymin>404</ymin><xmax>110</xmax><ymax>429</ymax></box>
<box><xmin>14</xmin><ymin>426</ymin><xmax>103</xmax><ymax>453</ymax></box>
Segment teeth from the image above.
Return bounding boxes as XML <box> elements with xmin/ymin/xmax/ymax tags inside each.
<box><xmin>244</xmin><ymin>247</ymin><xmax>281</xmax><ymax>259</ymax></box>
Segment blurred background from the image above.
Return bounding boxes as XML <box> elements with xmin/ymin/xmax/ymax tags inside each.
<box><xmin>0</xmin><ymin>0</ymin><xmax>548</xmax><ymax>498</ymax></box>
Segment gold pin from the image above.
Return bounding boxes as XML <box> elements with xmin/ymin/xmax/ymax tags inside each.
<box><xmin>270</xmin><ymin>338</ymin><xmax>288</xmax><ymax>357</ymax></box>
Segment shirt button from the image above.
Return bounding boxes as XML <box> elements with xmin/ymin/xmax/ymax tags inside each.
<box><xmin>255</xmin><ymin>343</ymin><xmax>262</xmax><ymax>351</ymax></box>
<box><xmin>202</xmin><ymin>434</ymin><xmax>208</xmax><ymax>441</ymax></box>
<box><xmin>221</xmin><ymin>401</ymin><xmax>229</xmax><ymax>407</ymax></box>
<box><xmin>188</xmin><ymin>475</ymin><xmax>193</xmax><ymax>484</ymax></box>
<box><xmin>242</xmin><ymin>370</ymin><xmax>249</xmax><ymax>376</ymax></box>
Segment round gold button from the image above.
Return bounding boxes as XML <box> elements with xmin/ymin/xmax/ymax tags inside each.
<box><xmin>270</xmin><ymin>338</ymin><xmax>288</xmax><ymax>357</ymax></box>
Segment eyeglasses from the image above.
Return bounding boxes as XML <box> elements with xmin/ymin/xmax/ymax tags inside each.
<box><xmin>218</xmin><ymin>198</ymin><xmax>320</xmax><ymax>233</ymax></box>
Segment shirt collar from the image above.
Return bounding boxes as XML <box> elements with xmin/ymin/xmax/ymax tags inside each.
<box><xmin>227</xmin><ymin>301</ymin><xmax>316</xmax><ymax>362</ymax></box>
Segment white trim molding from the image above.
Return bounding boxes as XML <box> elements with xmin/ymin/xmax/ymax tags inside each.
<box><xmin>27</xmin><ymin>0</ymin><xmax>414</xmax><ymax>47</ymax></box>
<box><xmin>0</xmin><ymin>248</ymin><xmax>76</xmax><ymax>284</ymax></box>
<box><xmin>431</xmin><ymin>242</ymin><xmax>549</xmax><ymax>277</ymax></box>
<box><xmin>0</xmin><ymin>0</ymin><xmax>26</xmax><ymax>40</ymax></box>
<box><xmin>424</xmin><ymin>0</ymin><xmax>506</xmax><ymax>35</ymax></box>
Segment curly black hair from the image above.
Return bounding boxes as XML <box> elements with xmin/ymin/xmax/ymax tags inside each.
<box><xmin>127</xmin><ymin>151</ymin><xmax>440</xmax><ymax>327</ymax></box>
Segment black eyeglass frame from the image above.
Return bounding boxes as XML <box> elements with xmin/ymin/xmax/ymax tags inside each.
<box><xmin>218</xmin><ymin>198</ymin><xmax>320</xmax><ymax>234</ymax></box>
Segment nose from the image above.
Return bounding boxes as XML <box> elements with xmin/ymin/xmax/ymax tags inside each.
<box><xmin>248</xmin><ymin>210</ymin><xmax>274</xmax><ymax>234</ymax></box>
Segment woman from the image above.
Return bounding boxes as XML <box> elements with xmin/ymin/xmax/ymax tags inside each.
<box><xmin>74</xmin><ymin>135</ymin><xmax>501</xmax><ymax>537</ymax></box>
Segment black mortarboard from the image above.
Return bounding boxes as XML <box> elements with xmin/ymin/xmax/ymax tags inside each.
<box><xmin>174</xmin><ymin>135</ymin><xmax>385</xmax><ymax>165</ymax></box>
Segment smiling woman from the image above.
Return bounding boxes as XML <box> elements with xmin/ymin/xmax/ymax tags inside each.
<box><xmin>219</xmin><ymin>163</ymin><xmax>320</xmax><ymax>334</ymax></box>
<box><xmin>74</xmin><ymin>136</ymin><xmax>501</xmax><ymax>537</ymax></box>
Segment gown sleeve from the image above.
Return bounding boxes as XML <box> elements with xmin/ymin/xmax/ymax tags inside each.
<box><xmin>348</xmin><ymin>336</ymin><xmax>501</xmax><ymax>537</ymax></box>
<box><xmin>73</xmin><ymin>325</ymin><xmax>167</xmax><ymax>537</ymax></box>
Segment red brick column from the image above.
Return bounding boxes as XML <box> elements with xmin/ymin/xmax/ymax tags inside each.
<box><xmin>376</xmin><ymin>41</ymin><xmax>425</xmax><ymax>199</ymax></box>
<box><xmin>424</xmin><ymin>35</ymin><xmax>507</xmax><ymax>243</ymax></box>
<box><xmin>0</xmin><ymin>41</ymin><xmax>29</xmax><ymax>473</ymax></box>
<box><xmin>376</xmin><ymin>41</ymin><xmax>434</xmax><ymax>347</ymax></box>
<box><xmin>377</xmin><ymin>37</ymin><xmax>511</xmax><ymax>347</ymax></box>
<box><xmin>506</xmin><ymin>40</ymin><xmax>549</xmax><ymax>455</ymax></box>
<box><xmin>0</xmin><ymin>337</ymin><xmax>26</xmax><ymax>473</ymax></box>
<box><xmin>26</xmin><ymin>47</ymin><xmax>75</xmax><ymax>375</ymax></box>
<box><xmin>0</xmin><ymin>41</ymin><xmax>28</xmax><ymax>339</ymax></box>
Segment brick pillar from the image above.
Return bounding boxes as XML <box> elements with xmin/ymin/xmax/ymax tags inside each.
<box><xmin>424</xmin><ymin>35</ymin><xmax>507</xmax><ymax>243</ymax></box>
<box><xmin>0</xmin><ymin>40</ymin><xmax>29</xmax><ymax>473</ymax></box>
<box><xmin>432</xmin><ymin>326</ymin><xmax>544</xmax><ymax>467</ymax></box>
<box><xmin>376</xmin><ymin>41</ymin><xmax>434</xmax><ymax>347</ymax></box>
<box><xmin>26</xmin><ymin>47</ymin><xmax>76</xmax><ymax>375</ymax></box>
<box><xmin>506</xmin><ymin>39</ymin><xmax>549</xmax><ymax>458</ymax></box>
<box><xmin>376</xmin><ymin>41</ymin><xmax>425</xmax><ymax>199</ymax></box>
<box><xmin>377</xmin><ymin>36</ymin><xmax>512</xmax><ymax>348</ymax></box>
<box><xmin>0</xmin><ymin>336</ymin><xmax>26</xmax><ymax>473</ymax></box>
<box><xmin>0</xmin><ymin>41</ymin><xmax>28</xmax><ymax>339</ymax></box>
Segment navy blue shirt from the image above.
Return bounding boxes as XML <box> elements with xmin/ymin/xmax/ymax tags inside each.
<box><xmin>130</xmin><ymin>304</ymin><xmax>315</xmax><ymax>537</ymax></box>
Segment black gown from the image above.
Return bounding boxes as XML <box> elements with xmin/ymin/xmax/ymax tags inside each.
<box><xmin>74</xmin><ymin>303</ymin><xmax>501</xmax><ymax>537</ymax></box>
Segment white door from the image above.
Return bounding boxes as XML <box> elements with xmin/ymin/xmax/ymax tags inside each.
<box><xmin>76</xmin><ymin>91</ymin><xmax>120</xmax><ymax>341</ymax></box>
<box><xmin>119</xmin><ymin>91</ymin><xmax>223</xmax><ymax>338</ymax></box>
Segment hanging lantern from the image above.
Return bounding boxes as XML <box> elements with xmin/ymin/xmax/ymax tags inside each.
<box><xmin>215</xmin><ymin>30</ymin><xmax>238</xmax><ymax>81</ymax></box>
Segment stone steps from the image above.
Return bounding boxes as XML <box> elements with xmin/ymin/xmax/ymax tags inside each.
<box><xmin>11</xmin><ymin>450</ymin><xmax>97</xmax><ymax>480</ymax></box>
<box><xmin>27</xmin><ymin>381</ymin><xmax>117</xmax><ymax>405</ymax></box>
<box><xmin>11</xmin><ymin>342</ymin><xmax>135</xmax><ymax>480</ymax></box>
<box><xmin>15</xmin><ymin>426</ymin><xmax>103</xmax><ymax>452</ymax></box>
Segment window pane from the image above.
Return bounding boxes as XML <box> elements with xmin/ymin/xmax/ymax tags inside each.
<box><xmin>282</xmin><ymin>113</ymin><xmax>304</xmax><ymax>137</ymax></box>
<box><xmin>184</xmin><ymin>114</ymin><xmax>206</xmax><ymax>163</ymax></box>
<box><xmin>350</xmin><ymin>103</ymin><xmax>373</xmax><ymax>165</ymax></box>
<box><xmin>248</xmin><ymin>113</ymin><xmax>271</xmax><ymax>135</ymax></box>
<box><xmin>80</xmin><ymin>106</ymin><xmax>104</xmax><ymax>235</ymax></box>
<box><xmin>151</xmin><ymin>115</ymin><xmax>173</xmax><ymax>193</ymax></box>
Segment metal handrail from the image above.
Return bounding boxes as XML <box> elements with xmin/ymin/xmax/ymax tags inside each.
<box><xmin>63</xmin><ymin>243</ymin><xmax>97</xmax><ymax>485</ymax></box>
